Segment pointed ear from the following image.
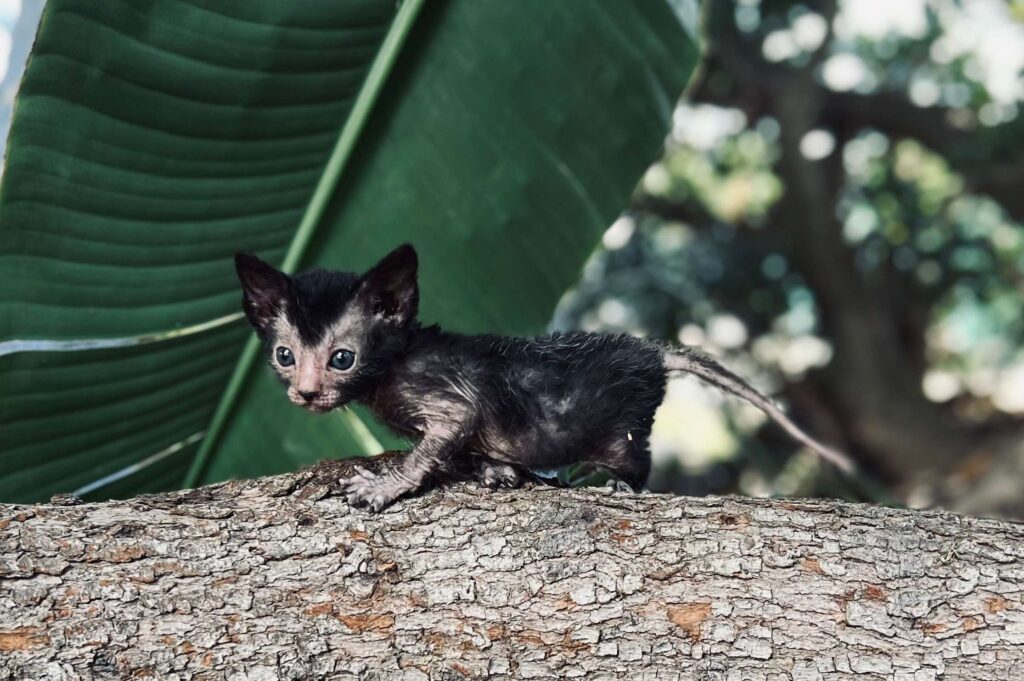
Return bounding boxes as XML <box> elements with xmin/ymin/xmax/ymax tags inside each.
<box><xmin>234</xmin><ymin>253</ymin><xmax>290</xmax><ymax>330</ymax></box>
<box><xmin>358</xmin><ymin>244</ymin><xmax>419</xmax><ymax>323</ymax></box>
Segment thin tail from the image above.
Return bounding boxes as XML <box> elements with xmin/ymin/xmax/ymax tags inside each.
<box><xmin>662</xmin><ymin>347</ymin><xmax>855</xmax><ymax>474</ymax></box>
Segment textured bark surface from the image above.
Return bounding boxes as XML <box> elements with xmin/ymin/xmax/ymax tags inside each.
<box><xmin>2</xmin><ymin>455</ymin><xmax>1024</xmax><ymax>680</ymax></box>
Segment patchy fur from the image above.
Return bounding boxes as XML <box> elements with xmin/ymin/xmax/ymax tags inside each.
<box><xmin>235</xmin><ymin>245</ymin><xmax>853</xmax><ymax>512</ymax></box>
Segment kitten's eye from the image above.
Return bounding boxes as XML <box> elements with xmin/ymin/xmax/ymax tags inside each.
<box><xmin>329</xmin><ymin>349</ymin><xmax>355</xmax><ymax>371</ymax></box>
<box><xmin>275</xmin><ymin>346</ymin><xmax>294</xmax><ymax>367</ymax></box>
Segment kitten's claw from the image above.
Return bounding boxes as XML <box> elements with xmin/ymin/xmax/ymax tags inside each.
<box><xmin>353</xmin><ymin>466</ymin><xmax>376</xmax><ymax>480</ymax></box>
<box><xmin>478</xmin><ymin>461</ymin><xmax>522</xmax><ymax>489</ymax></box>
<box><xmin>605</xmin><ymin>479</ymin><xmax>636</xmax><ymax>494</ymax></box>
<box><xmin>339</xmin><ymin>467</ymin><xmax>406</xmax><ymax>512</ymax></box>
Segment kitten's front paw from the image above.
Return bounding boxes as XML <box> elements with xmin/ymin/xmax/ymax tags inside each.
<box><xmin>339</xmin><ymin>466</ymin><xmax>408</xmax><ymax>512</ymax></box>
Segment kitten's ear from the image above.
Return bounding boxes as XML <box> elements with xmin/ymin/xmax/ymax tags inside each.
<box><xmin>234</xmin><ymin>253</ymin><xmax>290</xmax><ymax>330</ymax></box>
<box><xmin>358</xmin><ymin>244</ymin><xmax>419</xmax><ymax>324</ymax></box>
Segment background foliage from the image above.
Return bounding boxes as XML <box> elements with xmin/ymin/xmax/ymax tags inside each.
<box><xmin>554</xmin><ymin>0</ymin><xmax>1024</xmax><ymax>518</ymax></box>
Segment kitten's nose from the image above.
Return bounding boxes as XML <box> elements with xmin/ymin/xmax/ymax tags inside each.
<box><xmin>298</xmin><ymin>390</ymin><xmax>320</xmax><ymax>402</ymax></box>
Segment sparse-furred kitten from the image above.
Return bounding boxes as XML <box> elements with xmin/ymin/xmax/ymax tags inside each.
<box><xmin>235</xmin><ymin>245</ymin><xmax>855</xmax><ymax>512</ymax></box>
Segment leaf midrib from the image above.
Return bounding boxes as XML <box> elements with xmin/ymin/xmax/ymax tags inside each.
<box><xmin>182</xmin><ymin>0</ymin><xmax>428</xmax><ymax>487</ymax></box>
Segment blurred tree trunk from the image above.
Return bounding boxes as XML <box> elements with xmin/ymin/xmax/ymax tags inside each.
<box><xmin>689</xmin><ymin>2</ymin><xmax>1002</xmax><ymax>482</ymax></box>
<box><xmin>769</xmin><ymin>81</ymin><xmax>980</xmax><ymax>478</ymax></box>
<box><xmin>3</xmin><ymin>460</ymin><xmax>1023</xmax><ymax>679</ymax></box>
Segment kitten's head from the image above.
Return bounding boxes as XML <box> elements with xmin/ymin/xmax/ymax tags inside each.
<box><xmin>234</xmin><ymin>244</ymin><xmax>419</xmax><ymax>413</ymax></box>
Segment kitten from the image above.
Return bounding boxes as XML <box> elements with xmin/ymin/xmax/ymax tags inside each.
<box><xmin>235</xmin><ymin>245</ymin><xmax>854</xmax><ymax>511</ymax></box>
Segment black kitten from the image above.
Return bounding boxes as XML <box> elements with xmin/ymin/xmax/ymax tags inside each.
<box><xmin>235</xmin><ymin>245</ymin><xmax>854</xmax><ymax>511</ymax></box>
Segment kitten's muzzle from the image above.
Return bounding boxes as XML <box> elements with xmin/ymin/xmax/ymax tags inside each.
<box><xmin>288</xmin><ymin>385</ymin><xmax>340</xmax><ymax>412</ymax></box>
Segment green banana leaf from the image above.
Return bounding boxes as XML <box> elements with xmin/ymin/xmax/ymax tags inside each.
<box><xmin>0</xmin><ymin>0</ymin><xmax>697</xmax><ymax>503</ymax></box>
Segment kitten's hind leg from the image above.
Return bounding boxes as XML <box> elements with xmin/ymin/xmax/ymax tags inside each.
<box><xmin>605</xmin><ymin>479</ymin><xmax>637</xmax><ymax>494</ymax></box>
<box><xmin>594</xmin><ymin>430</ymin><xmax>651</xmax><ymax>493</ymax></box>
<box><xmin>475</xmin><ymin>458</ymin><xmax>523</xmax><ymax>489</ymax></box>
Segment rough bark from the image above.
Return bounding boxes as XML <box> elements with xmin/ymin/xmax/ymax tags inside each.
<box><xmin>2</xmin><ymin>456</ymin><xmax>1024</xmax><ymax>680</ymax></box>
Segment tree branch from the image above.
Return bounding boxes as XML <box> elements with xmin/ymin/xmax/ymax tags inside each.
<box><xmin>824</xmin><ymin>91</ymin><xmax>971</xmax><ymax>154</ymax></box>
<box><xmin>3</xmin><ymin>457</ymin><xmax>1023</xmax><ymax>679</ymax></box>
<box><xmin>825</xmin><ymin>91</ymin><xmax>1024</xmax><ymax>221</ymax></box>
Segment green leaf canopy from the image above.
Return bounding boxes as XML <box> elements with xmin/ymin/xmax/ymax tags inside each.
<box><xmin>0</xmin><ymin>0</ymin><xmax>697</xmax><ymax>502</ymax></box>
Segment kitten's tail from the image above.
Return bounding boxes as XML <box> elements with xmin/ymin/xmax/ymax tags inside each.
<box><xmin>662</xmin><ymin>347</ymin><xmax>856</xmax><ymax>474</ymax></box>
